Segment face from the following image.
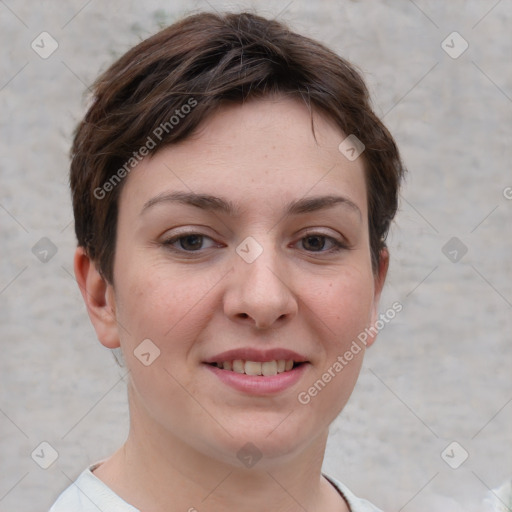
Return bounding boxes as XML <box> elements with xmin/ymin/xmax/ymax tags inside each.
<box><xmin>98</xmin><ymin>97</ymin><xmax>386</xmax><ymax>467</ymax></box>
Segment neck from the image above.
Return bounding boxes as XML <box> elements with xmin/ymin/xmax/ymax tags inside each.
<box><xmin>94</xmin><ymin>387</ymin><xmax>349</xmax><ymax>512</ymax></box>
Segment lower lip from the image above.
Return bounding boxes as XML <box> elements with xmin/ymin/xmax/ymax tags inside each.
<box><xmin>204</xmin><ymin>363</ymin><xmax>309</xmax><ymax>395</ymax></box>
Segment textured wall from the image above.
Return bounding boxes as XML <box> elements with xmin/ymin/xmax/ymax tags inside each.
<box><xmin>1</xmin><ymin>1</ymin><xmax>511</xmax><ymax>511</ymax></box>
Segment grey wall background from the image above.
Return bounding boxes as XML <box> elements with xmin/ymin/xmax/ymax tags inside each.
<box><xmin>1</xmin><ymin>1</ymin><xmax>511</xmax><ymax>511</ymax></box>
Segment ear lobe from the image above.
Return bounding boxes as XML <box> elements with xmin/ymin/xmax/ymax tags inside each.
<box><xmin>365</xmin><ymin>248</ymin><xmax>390</xmax><ymax>348</ymax></box>
<box><xmin>74</xmin><ymin>247</ymin><xmax>120</xmax><ymax>349</ymax></box>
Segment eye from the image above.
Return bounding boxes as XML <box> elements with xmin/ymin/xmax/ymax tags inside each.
<box><xmin>162</xmin><ymin>233</ymin><xmax>218</xmax><ymax>252</ymax></box>
<box><xmin>298</xmin><ymin>233</ymin><xmax>347</xmax><ymax>253</ymax></box>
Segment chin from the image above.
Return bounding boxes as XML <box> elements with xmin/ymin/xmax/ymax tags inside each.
<box><xmin>202</xmin><ymin>413</ymin><xmax>321</xmax><ymax>467</ymax></box>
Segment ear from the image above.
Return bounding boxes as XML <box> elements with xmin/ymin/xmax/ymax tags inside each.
<box><xmin>74</xmin><ymin>246</ymin><xmax>120</xmax><ymax>349</ymax></box>
<box><xmin>365</xmin><ymin>247</ymin><xmax>390</xmax><ymax>348</ymax></box>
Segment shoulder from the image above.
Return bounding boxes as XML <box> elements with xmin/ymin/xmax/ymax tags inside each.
<box><xmin>483</xmin><ymin>479</ymin><xmax>512</xmax><ymax>511</ymax></box>
<box><xmin>49</xmin><ymin>464</ymin><xmax>140</xmax><ymax>512</ymax></box>
<box><xmin>324</xmin><ymin>474</ymin><xmax>384</xmax><ymax>512</ymax></box>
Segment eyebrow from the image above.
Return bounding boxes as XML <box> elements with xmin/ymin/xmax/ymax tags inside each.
<box><xmin>141</xmin><ymin>191</ymin><xmax>362</xmax><ymax>219</ymax></box>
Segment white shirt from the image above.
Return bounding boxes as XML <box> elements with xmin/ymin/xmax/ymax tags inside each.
<box><xmin>49</xmin><ymin>464</ymin><xmax>383</xmax><ymax>512</ymax></box>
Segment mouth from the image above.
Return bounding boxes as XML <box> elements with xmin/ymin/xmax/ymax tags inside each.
<box><xmin>206</xmin><ymin>359</ymin><xmax>306</xmax><ymax>376</ymax></box>
<box><xmin>203</xmin><ymin>348</ymin><xmax>310</xmax><ymax>394</ymax></box>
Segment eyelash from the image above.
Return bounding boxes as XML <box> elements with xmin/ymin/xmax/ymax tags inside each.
<box><xmin>161</xmin><ymin>232</ymin><xmax>348</xmax><ymax>255</ymax></box>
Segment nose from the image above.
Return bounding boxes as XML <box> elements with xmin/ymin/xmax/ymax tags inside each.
<box><xmin>223</xmin><ymin>244</ymin><xmax>298</xmax><ymax>330</ymax></box>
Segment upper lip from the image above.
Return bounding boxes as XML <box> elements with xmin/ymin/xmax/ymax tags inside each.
<box><xmin>203</xmin><ymin>348</ymin><xmax>309</xmax><ymax>364</ymax></box>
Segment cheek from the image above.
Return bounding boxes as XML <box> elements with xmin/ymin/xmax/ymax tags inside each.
<box><xmin>112</xmin><ymin>260</ymin><xmax>225</xmax><ymax>407</ymax></box>
<box><xmin>115</xmin><ymin>259</ymin><xmax>214</xmax><ymax>340</ymax></box>
<box><xmin>296</xmin><ymin>271</ymin><xmax>373</xmax><ymax>425</ymax></box>
<box><xmin>305</xmin><ymin>267</ymin><xmax>375</xmax><ymax>345</ymax></box>
<box><xmin>113</xmin><ymin>265</ymin><xmax>218</xmax><ymax>424</ymax></box>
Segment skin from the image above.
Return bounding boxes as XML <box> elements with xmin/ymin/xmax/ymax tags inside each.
<box><xmin>75</xmin><ymin>96</ymin><xmax>388</xmax><ymax>512</ymax></box>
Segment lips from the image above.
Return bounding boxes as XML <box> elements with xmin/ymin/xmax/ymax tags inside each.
<box><xmin>204</xmin><ymin>358</ymin><xmax>309</xmax><ymax>395</ymax></box>
<box><xmin>203</xmin><ymin>348</ymin><xmax>310</xmax><ymax>394</ymax></box>
<box><xmin>204</xmin><ymin>348</ymin><xmax>308</xmax><ymax>374</ymax></box>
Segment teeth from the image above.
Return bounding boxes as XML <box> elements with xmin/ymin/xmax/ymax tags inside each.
<box><xmin>261</xmin><ymin>361</ymin><xmax>277</xmax><ymax>376</ymax></box>
<box><xmin>232</xmin><ymin>359</ymin><xmax>245</xmax><ymax>373</ymax></box>
<box><xmin>245</xmin><ymin>361</ymin><xmax>262</xmax><ymax>376</ymax></box>
<box><xmin>214</xmin><ymin>359</ymin><xmax>297</xmax><ymax>375</ymax></box>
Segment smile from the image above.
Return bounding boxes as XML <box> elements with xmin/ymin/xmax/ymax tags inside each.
<box><xmin>207</xmin><ymin>359</ymin><xmax>303</xmax><ymax>376</ymax></box>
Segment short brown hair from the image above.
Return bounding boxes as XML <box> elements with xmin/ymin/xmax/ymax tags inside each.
<box><xmin>70</xmin><ymin>11</ymin><xmax>405</xmax><ymax>283</ymax></box>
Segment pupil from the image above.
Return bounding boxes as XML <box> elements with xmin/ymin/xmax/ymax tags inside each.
<box><xmin>180</xmin><ymin>235</ymin><xmax>203</xmax><ymax>250</ymax></box>
<box><xmin>304</xmin><ymin>235</ymin><xmax>324</xmax><ymax>251</ymax></box>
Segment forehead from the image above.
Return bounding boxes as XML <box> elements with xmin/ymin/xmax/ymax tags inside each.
<box><xmin>119</xmin><ymin>97</ymin><xmax>368</xmax><ymax>220</ymax></box>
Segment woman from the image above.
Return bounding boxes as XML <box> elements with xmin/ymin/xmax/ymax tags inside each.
<box><xmin>50</xmin><ymin>11</ymin><xmax>405</xmax><ymax>511</ymax></box>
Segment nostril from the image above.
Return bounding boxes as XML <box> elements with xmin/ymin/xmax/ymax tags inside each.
<box><xmin>239</xmin><ymin>313</ymin><xmax>249</xmax><ymax>319</ymax></box>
